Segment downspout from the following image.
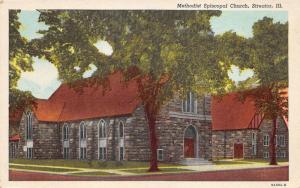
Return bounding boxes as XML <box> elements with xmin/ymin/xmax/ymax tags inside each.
<box><xmin>224</xmin><ymin>131</ymin><xmax>227</xmax><ymax>158</ymax></box>
<box><xmin>111</xmin><ymin>118</ymin><xmax>116</xmax><ymax>161</ymax></box>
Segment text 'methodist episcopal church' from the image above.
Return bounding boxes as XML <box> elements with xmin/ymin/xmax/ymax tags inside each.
<box><xmin>9</xmin><ymin>72</ymin><xmax>288</xmax><ymax>163</ymax></box>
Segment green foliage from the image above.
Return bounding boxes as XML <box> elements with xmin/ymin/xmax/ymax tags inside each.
<box><xmin>9</xmin><ymin>10</ymin><xmax>35</xmax><ymax>111</ymax></box>
<box><xmin>9</xmin><ymin>88</ymin><xmax>36</xmax><ymax>111</ymax></box>
<box><xmin>30</xmin><ymin>10</ymin><xmax>229</xmax><ymax>100</ymax></box>
<box><xmin>250</xmin><ymin>17</ymin><xmax>288</xmax><ymax>86</ymax></box>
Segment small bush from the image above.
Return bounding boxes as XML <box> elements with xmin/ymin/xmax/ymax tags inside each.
<box><xmin>87</xmin><ymin>160</ymin><xmax>93</xmax><ymax>167</ymax></box>
<box><xmin>97</xmin><ymin>161</ymin><xmax>108</xmax><ymax>168</ymax></box>
<box><xmin>115</xmin><ymin>161</ymin><xmax>124</xmax><ymax>167</ymax></box>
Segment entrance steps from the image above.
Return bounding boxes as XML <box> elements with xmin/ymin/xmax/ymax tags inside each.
<box><xmin>178</xmin><ymin>158</ymin><xmax>212</xmax><ymax>166</ymax></box>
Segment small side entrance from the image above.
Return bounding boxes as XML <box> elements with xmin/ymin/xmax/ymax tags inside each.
<box><xmin>234</xmin><ymin>143</ymin><xmax>244</xmax><ymax>158</ymax></box>
<box><xmin>184</xmin><ymin>125</ymin><xmax>197</xmax><ymax>158</ymax></box>
<box><xmin>184</xmin><ymin>138</ymin><xmax>195</xmax><ymax>158</ymax></box>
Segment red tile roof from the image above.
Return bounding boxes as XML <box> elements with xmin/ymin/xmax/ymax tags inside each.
<box><xmin>33</xmin><ymin>72</ymin><xmax>141</xmax><ymax>122</ymax></box>
<box><xmin>9</xmin><ymin>134</ymin><xmax>20</xmax><ymax>142</ymax></box>
<box><xmin>211</xmin><ymin>93</ymin><xmax>258</xmax><ymax>131</ymax></box>
<box><xmin>211</xmin><ymin>90</ymin><xmax>288</xmax><ymax>131</ymax></box>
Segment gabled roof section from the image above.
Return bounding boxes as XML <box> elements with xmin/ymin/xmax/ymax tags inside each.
<box><xmin>211</xmin><ymin>88</ymin><xmax>288</xmax><ymax>131</ymax></box>
<box><xmin>33</xmin><ymin>72</ymin><xmax>141</xmax><ymax>122</ymax></box>
<box><xmin>211</xmin><ymin>92</ymin><xmax>257</xmax><ymax>131</ymax></box>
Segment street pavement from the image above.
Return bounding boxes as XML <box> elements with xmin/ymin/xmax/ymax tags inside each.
<box><xmin>9</xmin><ymin>166</ymin><xmax>288</xmax><ymax>181</ymax></box>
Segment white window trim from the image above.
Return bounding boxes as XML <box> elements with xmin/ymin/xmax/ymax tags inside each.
<box><xmin>63</xmin><ymin>147</ymin><xmax>69</xmax><ymax>159</ymax></box>
<box><xmin>79</xmin><ymin>147</ymin><xmax>87</xmax><ymax>160</ymax></box>
<box><xmin>79</xmin><ymin>122</ymin><xmax>87</xmax><ymax>140</ymax></box>
<box><xmin>118</xmin><ymin>121</ymin><xmax>125</xmax><ymax>161</ymax></box>
<box><xmin>27</xmin><ymin>147</ymin><xmax>33</xmax><ymax>159</ymax></box>
<box><xmin>25</xmin><ymin>112</ymin><xmax>33</xmax><ymax>141</ymax></box>
<box><xmin>263</xmin><ymin>151</ymin><xmax>269</xmax><ymax>159</ymax></box>
<box><xmin>79</xmin><ymin>121</ymin><xmax>87</xmax><ymax>160</ymax></box>
<box><xmin>62</xmin><ymin>123</ymin><xmax>69</xmax><ymax>141</ymax></box>
<box><xmin>98</xmin><ymin>147</ymin><xmax>107</xmax><ymax>160</ymax></box>
<box><xmin>157</xmin><ymin>149</ymin><xmax>163</xmax><ymax>161</ymax></box>
<box><xmin>119</xmin><ymin>121</ymin><xmax>124</xmax><ymax>138</ymax></box>
<box><xmin>98</xmin><ymin>119</ymin><xmax>107</xmax><ymax>139</ymax></box>
<box><xmin>182</xmin><ymin>92</ymin><xmax>197</xmax><ymax>114</ymax></box>
<box><xmin>263</xmin><ymin>135</ymin><xmax>269</xmax><ymax>146</ymax></box>
<box><xmin>279</xmin><ymin>135</ymin><xmax>286</xmax><ymax>147</ymax></box>
<box><xmin>119</xmin><ymin>146</ymin><xmax>124</xmax><ymax>161</ymax></box>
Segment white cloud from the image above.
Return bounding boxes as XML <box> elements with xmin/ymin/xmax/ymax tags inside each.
<box><xmin>74</xmin><ymin>66</ymin><xmax>81</xmax><ymax>72</ymax></box>
<box><xmin>94</xmin><ymin>40</ymin><xmax>113</xmax><ymax>56</ymax></box>
<box><xmin>83</xmin><ymin>64</ymin><xmax>98</xmax><ymax>78</ymax></box>
<box><xmin>228</xmin><ymin>65</ymin><xmax>254</xmax><ymax>83</ymax></box>
<box><xmin>17</xmin><ymin>57</ymin><xmax>61</xmax><ymax>99</ymax></box>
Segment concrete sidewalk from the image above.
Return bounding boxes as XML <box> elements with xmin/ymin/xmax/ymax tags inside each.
<box><xmin>9</xmin><ymin>161</ymin><xmax>289</xmax><ymax>176</ymax></box>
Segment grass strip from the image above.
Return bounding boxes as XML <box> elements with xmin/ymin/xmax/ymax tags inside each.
<box><xmin>9</xmin><ymin>165</ymin><xmax>79</xmax><ymax>172</ymax></box>
<box><xmin>9</xmin><ymin>159</ymin><xmax>178</xmax><ymax>169</ymax></box>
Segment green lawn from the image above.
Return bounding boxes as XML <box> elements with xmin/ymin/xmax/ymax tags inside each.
<box><xmin>213</xmin><ymin>159</ymin><xmax>289</xmax><ymax>165</ymax></box>
<box><xmin>9</xmin><ymin>165</ymin><xmax>79</xmax><ymax>172</ymax></box>
<box><xmin>10</xmin><ymin>159</ymin><xmax>177</xmax><ymax>169</ymax></box>
<box><xmin>122</xmin><ymin>168</ymin><xmax>194</xmax><ymax>174</ymax></box>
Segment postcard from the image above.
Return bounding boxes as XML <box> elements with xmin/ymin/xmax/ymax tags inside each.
<box><xmin>1</xmin><ymin>0</ymin><xmax>300</xmax><ymax>187</ymax></box>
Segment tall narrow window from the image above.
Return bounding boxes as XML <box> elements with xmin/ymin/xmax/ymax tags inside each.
<box><xmin>27</xmin><ymin>148</ymin><xmax>33</xmax><ymax>159</ymax></box>
<box><xmin>25</xmin><ymin>112</ymin><xmax>33</xmax><ymax>140</ymax></box>
<box><xmin>63</xmin><ymin>124</ymin><xmax>69</xmax><ymax>140</ymax></box>
<box><xmin>263</xmin><ymin>151</ymin><xmax>269</xmax><ymax>159</ymax></box>
<box><xmin>98</xmin><ymin>120</ymin><xmax>106</xmax><ymax>138</ymax></box>
<box><xmin>157</xmin><ymin>149</ymin><xmax>163</xmax><ymax>161</ymax></box>
<box><xmin>63</xmin><ymin>147</ymin><xmax>69</xmax><ymax>159</ymax></box>
<box><xmin>79</xmin><ymin>122</ymin><xmax>87</xmax><ymax>160</ymax></box>
<box><xmin>80</xmin><ymin>147</ymin><xmax>86</xmax><ymax>160</ymax></box>
<box><xmin>119</xmin><ymin>122</ymin><xmax>124</xmax><ymax>138</ymax></box>
<box><xmin>263</xmin><ymin>135</ymin><xmax>269</xmax><ymax>146</ymax></box>
<box><xmin>182</xmin><ymin>92</ymin><xmax>197</xmax><ymax>113</ymax></box>
<box><xmin>80</xmin><ymin>122</ymin><xmax>86</xmax><ymax>140</ymax></box>
<box><xmin>279</xmin><ymin>135</ymin><xmax>285</xmax><ymax>147</ymax></box>
<box><xmin>99</xmin><ymin>147</ymin><xmax>107</xmax><ymax>160</ymax></box>
<box><xmin>119</xmin><ymin>147</ymin><xmax>124</xmax><ymax>161</ymax></box>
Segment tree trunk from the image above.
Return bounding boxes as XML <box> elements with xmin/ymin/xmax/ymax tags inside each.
<box><xmin>269</xmin><ymin>117</ymin><xmax>278</xmax><ymax>165</ymax></box>
<box><xmin>144</xmin><ymin>103</ymin><xmax>160</xmax><ymax>172</ymax></box>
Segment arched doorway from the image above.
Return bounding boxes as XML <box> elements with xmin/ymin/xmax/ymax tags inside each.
<box><xmin>184</xmin><ymin>126</ymin><xmax>198</xmax><ymax>158</ymax></box>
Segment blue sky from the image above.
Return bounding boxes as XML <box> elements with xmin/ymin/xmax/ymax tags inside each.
<box><xmin>16</xmin><ymin>10</ymin><xmax>288</xmax><ymax>99</ymax></box>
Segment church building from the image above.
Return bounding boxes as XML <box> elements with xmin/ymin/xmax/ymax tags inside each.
<box><xmin>9</xmin><ymin>73</ymin><xmax>288</xmax><ymax>162</ymax></box>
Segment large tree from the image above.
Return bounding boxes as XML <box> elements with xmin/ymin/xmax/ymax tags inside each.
<box><xmin>29</xmin><ymin>10</ymin><xmax>231</xmax><ymax>171</ymax></box>
<box><xmin>9</xmin><ymin>10</ymin><xmax>35</xmax><ymax>114</ymax></box>
<box><xmin>218</xmin><ymin>17</ymin><xmax>288</xmax><ymax>165</ymax></box>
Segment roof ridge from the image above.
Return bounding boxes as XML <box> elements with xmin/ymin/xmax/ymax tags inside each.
<box><xmin>57</xmin><ymin>102</ymin><xmax>67</xmax><ymax>122</ymax></box>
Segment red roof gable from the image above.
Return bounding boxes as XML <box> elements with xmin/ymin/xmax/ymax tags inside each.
<box><xmin>211</xmin><ymin>93</ymin><xmax>257</xmax><ymax>131</ymax></box>
<box><xmin>211</xmin><ymin>89</ymin><xmax>288</xmax><ymax>131</ymax></box>
<box><xmin>9</xmin><ymin>134</ymin><xmax>20</xmax><ymax>142</ymax></box>
<box><xmin>33</xmin><ymin>72</ymin><xmax>141</xmax><ymax>122</ymax></box>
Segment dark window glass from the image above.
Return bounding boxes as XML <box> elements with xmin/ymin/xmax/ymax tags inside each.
<box><xmin>63</xmin><ymin>147</ymin><xmax>69</xmax><ymax>159</ymax></box>
<box><xmin>27</xmin><ymin>148</ymin><xmax>33</xmax><ymax>159</ymax></box>
<box><xmin>157</xmin><ymin>149</ymin><xmax>163</xmax><ymax>161</ymax></box>
<box><xmin>63</xmin><ymin>125</ymin><xmax>69</xmax><ymax>140</ymax></box>
<box><xmin>120</xmin><ymin>147</ymin><xmax>124</xmax><ymax>161</ymax></box>
<box><xmin>119</xmin><ymin>123</ymin><xmax>124</xmax><ymax>138</ymax></box>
